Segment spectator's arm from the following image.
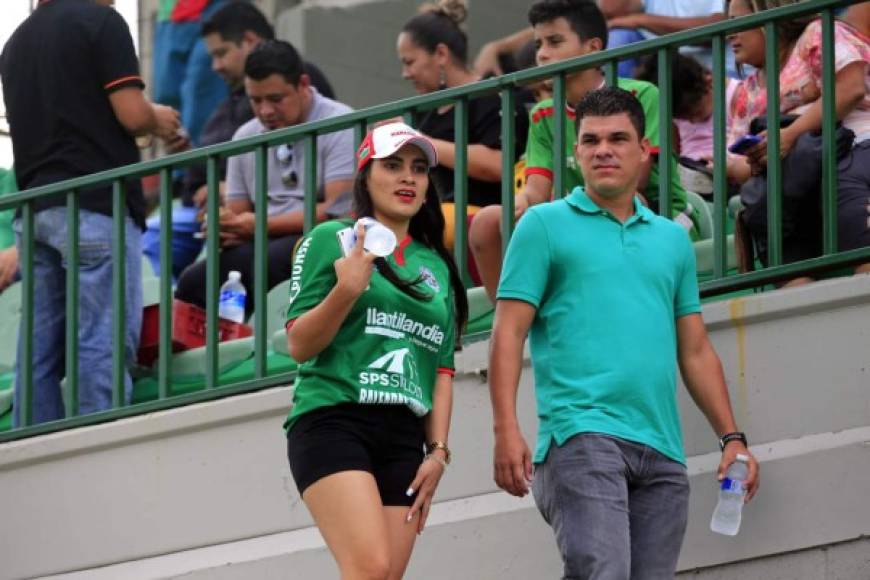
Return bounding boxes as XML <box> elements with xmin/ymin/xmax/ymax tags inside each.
<box><xmin>608</xmin><ymin>12</ymin><xmax>725</xmax><ymax>35</ymax></box>
<box><xmin>597</xmin><ymin>0</ymin><xmax>643</xmax><ymax>20</ymax></box>
<box><xmin>430</xmin><ymin>139</ymin><xmax>503</xmax><ymax>182</ymax></box>
<box><xmin>780</xmin><ymin>61</ymin><xmax>866</xmax><ymax>153</ymax></box>
<box><xmin>108</xmin><ymin>88</ymin><xmax>180</xmax><ymax>139</ymax></box>
<box><xmin>677</xmin><ymin>313</ymin><xmax>760</xmax><ymax>501</ymax></box>
<box><xmin>473</xmin><ymin>28</ymin><xmax>535</xmax><ymax>77</ymax></box>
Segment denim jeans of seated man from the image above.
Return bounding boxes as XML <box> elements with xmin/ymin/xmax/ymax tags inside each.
<box><xmin>532</xmin><ymin>433</ymin><xmax>689</xmax><ymax>580</ymax></box>
<box><xmin>13</xmin><ymin>207</ymin><xmax>142</xmax><ymax>426</ymax></box>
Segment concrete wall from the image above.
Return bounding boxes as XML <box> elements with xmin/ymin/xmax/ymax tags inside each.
<box><xmin>2</xmin><ymin>274</ymin><xmax>870</xmax><ymax>579</ymax></box>
<box><xmin>275</xmin><ymin>0</ymin><xmax>531</xmax><ymax>109</ymax></box>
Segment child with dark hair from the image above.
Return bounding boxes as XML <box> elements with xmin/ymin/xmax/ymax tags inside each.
<box><xmin>636</xmin><ymin>52</ymin><xmax>739</xmax><ymax>194</ymax></box>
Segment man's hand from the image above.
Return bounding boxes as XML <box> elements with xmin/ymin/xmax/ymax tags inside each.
<box><xmin>717</xmin><ymin>443</ymin><xmax>760</xmax><ymax>502</ymax></box>
<box><xmin>152</xmin><ymin>104</ymin><xmax>181</xmax><ymax>141</ymax></box>
<box><xmin>0</xmin><ymin>246</ymin><xmax>18</xmax><ymax>292</ymax></box>
<box><xmin>493</xmin><ymin>425</ymin><xmax>533</xmax><ymax>497</ymax></box>
<box><xmin>164</xmin><ymin>131</ymin><xmax>191</xmax><ymax>154</ymax></box>
<box><xmin>473</xmin><ymin>41</ymin><xmax>504</xmax><ymax>78</ymax></box>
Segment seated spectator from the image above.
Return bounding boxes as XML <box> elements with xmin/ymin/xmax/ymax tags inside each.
<box><xmin>174</xmin><ymin>40</ymin><xmax>355</xmax><ymax>317</ymax></box>
<box><xmin>0</xmin><ymin>167</ymin><xmax>18</xmax><ymax>294</ymax></box>
<box><xmin>636</xmin><ymin>52</ymin><xmax>739</xmax><ymax>195</ymax></box>
<box><xmin>144</xmin><ymin>1</ymin><xmax>336</xmax><ymax>279</ymax></box>
<box><xmin>598</xmin><ymin>0</ymin><xmax>730</xmax><ymax>77</ymax></box>
<box><xmin>469</xmin><ymin>0</ymin><xmax>697</xmax><ymax>303</ymax></box>
<box><xmin>726</xmin><ymin>0</ymin><xmax>870</xmax><ymax>282</ymax></box>
<box><xmin>397</xmin><ymin>0</ymin><xmax>529</xmax><ymax>253</ymax></box>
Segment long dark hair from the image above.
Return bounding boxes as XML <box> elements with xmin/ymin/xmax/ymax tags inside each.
<box><xmin>352</xmin><ymin>166</ymin><xmax>469</xmax><ymax>336</ymax></box>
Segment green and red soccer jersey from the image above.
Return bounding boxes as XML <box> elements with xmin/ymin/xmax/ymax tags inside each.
<box><xmin>524</xmin><ymin>77</ymin><xmax>692</xmax><ymax>228</ymax></box>
<box><xmin>284</xmin><ymin>220</ymin><xmax>456</xmax><ymax>430</ymax></box>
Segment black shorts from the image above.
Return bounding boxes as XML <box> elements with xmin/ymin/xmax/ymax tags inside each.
<box><xmin>287</xmin><ymin>403</ymin><xmax>425</xmax><ymax>507</ymax></box>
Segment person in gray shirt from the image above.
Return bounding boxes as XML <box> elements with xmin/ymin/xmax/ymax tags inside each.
<box><xmin>175</xmin><ymin>40</ymin><xmax>354</xmax><ymax>317</ymax></box>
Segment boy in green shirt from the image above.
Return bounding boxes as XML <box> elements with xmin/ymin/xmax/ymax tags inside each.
<box><xmin>469</xmin><ymin>0</ymin><xmax>696</xmax><ymax>303</ymax></box>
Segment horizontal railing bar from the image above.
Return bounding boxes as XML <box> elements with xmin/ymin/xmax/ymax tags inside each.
<box><xmin>0</xmin><ymin>0</ymin><xmax>859</xmax><ymax>211</ymax></box>
<box><xmin>699</xmin><ymin>246</ymin><xmax>870</xmax><ymax>297</ymax></box>
<box><xmin>0</xmin><ymin>372</ymin><xmax>299</xmax><ymax>444</ymax></box>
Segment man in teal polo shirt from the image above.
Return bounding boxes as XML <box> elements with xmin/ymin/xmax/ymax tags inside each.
<box><xmin>489</xmin><ymin>87</ymin><xmax>760</xmax><ymax>579</ymax></box>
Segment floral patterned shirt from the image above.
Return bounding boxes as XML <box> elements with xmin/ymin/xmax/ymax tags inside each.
<box><xmin>729</xmin><ymin>19</ymin><xmax>870</xmax><ymax>148</ymax></box>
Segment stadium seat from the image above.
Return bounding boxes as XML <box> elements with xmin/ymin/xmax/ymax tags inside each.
<box><xmin>684</xmin><ymin>190</ymin><xmax>713</xmax><ymax>241</ymax></box>
<box><xmin>0</xmin><ymin>282</ymin><xmax>21</xmax><ymax>373</ymax></box>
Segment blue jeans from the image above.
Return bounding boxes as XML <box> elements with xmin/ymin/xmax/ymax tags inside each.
<box><xmin>13</xmin><ymin>208</ymin><xmax>142</xmax><ymax>426</ymax></box>
<box><xmin>533</xmin><ymin>433</ymin><xmax>689</xmax><ymax>580</ymax></box>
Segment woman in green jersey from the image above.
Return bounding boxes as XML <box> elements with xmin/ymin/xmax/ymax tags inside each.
<box><xmin>285</xmin><ymin>121</ymin><xmax>468</xmax><ymax>579</ymax></box>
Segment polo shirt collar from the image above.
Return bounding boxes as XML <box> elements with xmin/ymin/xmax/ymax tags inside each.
<box><xmin>565</xmin><ymin>186</ymin><xmax>653</xmax><ymax>224</ymax></box>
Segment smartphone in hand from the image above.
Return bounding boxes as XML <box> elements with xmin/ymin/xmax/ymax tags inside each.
<box><xmin>728</xmin><ymin>134</ymin><xmax>763</xmax><ymax>155</ymax></box>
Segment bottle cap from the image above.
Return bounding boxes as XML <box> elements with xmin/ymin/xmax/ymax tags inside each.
<box><xmin>228</xmin><ymin>270</ymin><xmax>242</xmax><ymax>281</ymax></box>
<box><xmin>355</xmin><ymin>217</ymin><xmax>397</xmax><ymax>257</ymax></box>
<box><xmin>735</xmin><ymin>453</ymin><xmax>750</xmax><ymax>462</ymax></box>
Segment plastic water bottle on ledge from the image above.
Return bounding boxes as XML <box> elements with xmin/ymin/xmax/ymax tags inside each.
<box><xmin>710</xmin><ymin>453</ymin><xmax>749</xmax><ymax>536</ymax></box>
<box><xmin>218</xmin><ymin>271</ymin><xmax>246</xmax><ymax>323</ymax></box>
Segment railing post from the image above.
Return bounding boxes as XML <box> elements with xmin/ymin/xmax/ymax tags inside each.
<box><xmin>253</xmin><ymin>145</ymin><xmax>269</xmax><ymax>378</ymax></box>
<box><xmin>712</xmin><ymin>35</ymin><xmax>729</xmax><ymax>279</ymax></box>
<box><xmin>553</xmin><ymin>73</ymin><xmax>568</xmax><ymax>199</ymax></box>
<box><xmin>205</xmin><ymin>157</ymin><xmax>221</xmax><ymax>389</ymax></box>
<box><xmin>765</xmin><ymin>21</ymin><xmax>783</xmax><ymax>267</ymax></box>
<box><xmin>18</xmin><ymin>202</ymin><xmax>35</xmax><ymax>427</ymax></box>
<box><xmin>453</xmin><ymin>98</ymin><xmax>470</xmax><ymax>281</ymax></box>
<box><xmin>605</xmin><ymin>61</ymin><xmax>618</xmax><ymax>87</ymax></box>
<box><xmin>65</xmin><ymin>191</ymin><xmax>80</xmax><ymax>416</ymax></box>
<box><xmin>821</xmin><ymin>9</ymin><xmax>838</xmax><ymax>254</ymax></box>
<box><xmin>303</xmin><ymin>134</ymin><xmax>318</xmax><ymax>234</ymax></box>
<box><xmin>500</xmin><ymin>88</ymin><xmax>517</xmax><ymax>256</ymax></box>
<box><xmin>158</xmin><ymin>168</ymin><xmax>173</xmax><ymax>399</ymax></box>
<box><xmin>112</xmin><ymin>180</ymin><xmax>127</xmax><ymax>408</ymax></box>
<box><xmin>657</xmin><ymin>48</ymin><xmax>673</xmax><ymax>219</ymax></box>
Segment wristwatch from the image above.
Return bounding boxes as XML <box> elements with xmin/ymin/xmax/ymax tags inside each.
<box><xmin>427</xmin><ymin>440</ymin><xmax>452</xmax><ymax>465</ymax></box>
<box><xmin>718</xmin><ymin>431</ymin><xmax>748</xmax><ymax>451</ymax></box>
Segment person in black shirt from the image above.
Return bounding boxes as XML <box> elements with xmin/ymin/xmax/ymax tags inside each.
<box><xmin>143</xmin><ymin>0</ymin><xmax>337</xmax><ymax>278</ymax></box>
<box><xmin>0</xmin><ymin>0</ymin><xmax>181</xmax><ymax>425</ymax></box>
<box><xmin>397</xmin><ymin>0</ymin><xmax>529</xmax><ymax>257</ymax></box>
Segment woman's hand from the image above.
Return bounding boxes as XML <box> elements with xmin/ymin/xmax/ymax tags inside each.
<box><xmin>746</xmin><ymin>127</ymin><xmax>799</xmax><ymax>174</ymax></box>
<box><xmin>333</xmin><ymin>222</ymin><xmax>377</xmax><ymax>299</ymax></box>
<box><xmin>405</xmin><ymin>453</ymin><xmax>447</xmax><ymax>534</ymax></box>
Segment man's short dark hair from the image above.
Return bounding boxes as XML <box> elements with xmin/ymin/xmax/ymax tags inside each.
<box><xmin>244</xmin><ymin>40</ymin><xmax>305</xmax><ymax>85</ymax></box>
<box><xmin>528</xmin><ymin>0</ymin><xmax>608</xmax><ymax>49</ymax></box>
<box><xmin>201</xmin><ymin>1</ymin><xmax>275</xmax><ymax>43</ymax></box>
<box><xmin>574</xmin><ymin>86</ymin><xmax>646</xmax><ymax>139</ymax></box>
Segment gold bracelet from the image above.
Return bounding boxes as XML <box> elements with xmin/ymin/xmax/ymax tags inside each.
<box><xmin>424</xmin><ymin>453</ymin><xmax>448</xmax><ymax>469</ymax></box>
<box><xmin>427</xmin><ymin>440</ymin><xmax>452</xmax><ymax>464</ymax></box>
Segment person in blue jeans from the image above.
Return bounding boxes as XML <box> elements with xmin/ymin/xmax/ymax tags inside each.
<box><xmin>489</xmin><ymin>87</ymin><xmax>760</xmax><ymax>579</ymax></box>
<box><xmin>2</xmin><ymin>0</ymin><xmax>180</xmax><ymax>426</ymax></box>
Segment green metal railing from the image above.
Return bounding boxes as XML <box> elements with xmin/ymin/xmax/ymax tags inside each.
<box><xmin>1</xmin><ymin>0</ymin><xmax>866</xmax><ymax>441</ymax></box>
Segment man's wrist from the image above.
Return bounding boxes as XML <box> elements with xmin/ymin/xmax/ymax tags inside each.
<box><xmin>718</xmin><ymin>431</ymin><xmax>748</xmax><ymax>451</ymax></box>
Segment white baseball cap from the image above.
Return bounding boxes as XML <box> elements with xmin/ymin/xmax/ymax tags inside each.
<box><xmin>356</xmin><ymin>121</ymin><xmax>438</xmax><ymax>171</ymax></box>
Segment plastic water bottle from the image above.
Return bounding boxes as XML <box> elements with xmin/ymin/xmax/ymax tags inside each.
<box><xmin>218</xmin><ymin>271</ymin><xmax>246</xmax><ymax>323</ymax></box>
<box><xmin>710</xmin><ymin>453</ymin><xmax>749</xmax><ymax>536</ymax></box>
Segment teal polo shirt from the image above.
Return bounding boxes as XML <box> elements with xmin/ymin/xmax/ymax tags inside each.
<box><xmin>497</xmin><ymin>186</ymin><xmax>702</xmax><ymax>464</ymax></box>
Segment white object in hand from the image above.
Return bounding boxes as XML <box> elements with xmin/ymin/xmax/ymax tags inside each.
<box><xmin>710</xmin><ymin>453</ymin><xmax>749</xmax><ymax>536</ymax></box>
<box><xmin>355</xmin><ymin>217</ymin><xmax>397</xmax><ymax>257</ymax></box>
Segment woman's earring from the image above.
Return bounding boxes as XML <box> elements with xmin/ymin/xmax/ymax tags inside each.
<box><xmin>438</xmin><ymin>66</ymin><xmax>447</xmax><ymax>90</ymax></box>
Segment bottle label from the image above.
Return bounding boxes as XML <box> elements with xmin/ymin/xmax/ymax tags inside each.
<box><xmin>219</xmin><ymin>290</ymin><xmax>245</xmax><ymax>307</ymax></box>
<box><xmin>720</xmin><ymin>477</ymin><xmax>743</xmax><ymax>493</ymax></box>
